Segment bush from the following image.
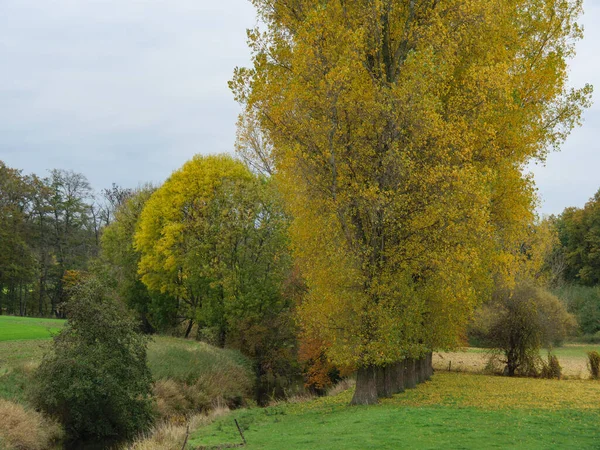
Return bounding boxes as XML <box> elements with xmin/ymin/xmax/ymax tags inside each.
<box><xmin>587</xmin><ymin>351</ymin><xmax>600</xmax><ymax>380</ymax></box>
<box><xmin>30</xmin><ymin>277</ymin><xmax>154</xmax><ymax>442</ymax></box>
<box><xmin>470</xmin><ymin>280</ymin><xmax>576</xmax><ymax>376</ymax></box>
<box><xmin>540</xmin><ymin>353</ymin><xmax>562</xmax><ymax>379</ymax></box>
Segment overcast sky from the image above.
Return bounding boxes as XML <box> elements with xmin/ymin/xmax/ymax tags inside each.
<box><xmin>0</xmin><ymin>1</ymin><xmax>598</xmax><ymax>216</ymax></box>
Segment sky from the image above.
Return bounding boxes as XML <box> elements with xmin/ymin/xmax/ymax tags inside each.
<box><xmin>0</xmin><ymin>0</ymin><xmax>598</xmax><ymax>216</ymax></box>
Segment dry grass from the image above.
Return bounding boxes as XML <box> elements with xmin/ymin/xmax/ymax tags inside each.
<box><xmin>433</xmin><ymin>346</ymin><xmax>599</xmax><ymax>378</ymax></box>
<box><xmin>326</xmin><ymin>378</ymin><xmax>355</xmax><ymax>397</ymax></box>
<box><xmin>127</xmin><ymin>407</ymin><xmax>230</xmax><ymax>450</ymax></box>
<box><xmin>0</xmin><ymin>399</ymin><xmax>63</xmax><ymax>450</ymax></box>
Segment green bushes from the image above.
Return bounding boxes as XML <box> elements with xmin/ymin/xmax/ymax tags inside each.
<box><xmin>540</xmin><ymin>353</ymin><xmax>562</xmax><ymax>379</ymax></box>
<box><xmin>553</xmin><ymin>284</ymin><xmax>600</xmax><ymax>336</ymax></box>
<box><xmin>30</xmin><ymin>278</ymin><xmax>154</xmax><ymax>441</ymax></box>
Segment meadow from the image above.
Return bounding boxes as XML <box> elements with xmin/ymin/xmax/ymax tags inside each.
<box><xmin>0</xmin><ymin>316</ymin><xmax>254</xmax><ymax>450</ymax></box>
<box><xmin>189</xmin><ymin>372</ymin><xmax>600</xmax><ymax>449</ymax></box>
<box><xmin>0</xmin><ymin>315</ymin><xmax>64</xmax><ymax>341</ymax></box>
<box><xmin>3</xmin><ymin>316</ymin><xmax>600</xmax><ymax>449</ymax></box>
<box><xmin>0</xmin><ymin>318</ymin><xmax>252</xmax><ymax>407</ymax></box>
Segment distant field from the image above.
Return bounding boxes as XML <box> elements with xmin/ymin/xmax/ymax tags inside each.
<box><xmin>434</xmin><ymin>345</ymin><xmax>600</xmax><ymax>378</ymax></box>
<box><xmin>190</xmin><ymin>372</ymin><xmax>600</xmax><ymax>449</ymax></box>
<box><xmin>0</xmin><ymin>315</ymin><xmax>64</xmax><ymax>342</ymax></box>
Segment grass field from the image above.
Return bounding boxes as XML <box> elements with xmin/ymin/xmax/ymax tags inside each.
<box><xmin>189</xmin><ymin>372</ymin><xmax>600</xmax><ymax>449</ymax></box>
<box><xmin>0</xmin><ymin>315</ymin><xmax>64</xmax><ymax>342</ymax></box>
<box><xmin>3</xmin><ymin>316</ymin><xmax>600</xmax><ymax>449</ymax></box>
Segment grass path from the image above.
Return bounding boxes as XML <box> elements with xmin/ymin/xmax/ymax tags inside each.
<box><xmin>189</xmin><ymin>372</ymin><xmax>600</xmax><ymax>449</ymax></box>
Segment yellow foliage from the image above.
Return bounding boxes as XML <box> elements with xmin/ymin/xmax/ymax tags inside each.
<box><xmin>134</xmin><ymin>154</ymin><xmax>256</xmax><ymax>323</ymax></box>
<box><xmin>232</xmin><ymin>0</ymin><xmax>592</xmax><ymax>367</ymax></box>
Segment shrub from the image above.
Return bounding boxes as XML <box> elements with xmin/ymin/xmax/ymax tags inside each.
<box><xmin>470</xmin><ymin>280</ymin><xmax>577</xmax><ymax>376</ymax></box>
<box><xmin>588</xmin><ymin>351</ymin><xmax>600</xmax><ymax>380</ymax></box>
<box><xmin>31</xmin><ymin>277</ymin><xmax>154</xmax><ymax>442</ymax></box>
<box><xmin>0</xmin><ymin>399</ymin><xmax>63</xmax><ymax>450</ymax></box>
<box><xmin>540</xmin><ymin>353</ymin><xmax>562</xmax><ymax>379</ymax></box>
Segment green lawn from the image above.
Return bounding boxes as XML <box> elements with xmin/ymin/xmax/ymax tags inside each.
<box><xmin>189</xmin><ymin>372</ymin><xmax>600</xmax><ymax>449</ymax></box>
<box><xmin>0</xmin><ymin>315</ymin><xmax>64</xmax><ymax>341</ymax></box>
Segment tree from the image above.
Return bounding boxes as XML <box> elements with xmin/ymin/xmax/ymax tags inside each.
<box><xmin>134</xmin><ymin>155</ymin><xmax>300</xmax><ymax>397</ymax></box>
<box><xmin>101</xmin><ymin>185</ymin><xmax>178</xmax><ymax>332</ymax></box>
<box><xmin>46</xmin><ymin>169</ymin><xmax>97</xmax><ymax>316</ymax></box>
<box><xmin>232</xmin><ymin>0</ymin><xmax>591</xmax><ymax>403</ymax></box>
<box><xmin>470</xmin><ymin>280</ymin><xmax>576</xmax><ymax>376</ymax></box>
<box><xmin>556</xmin><ymin>188</ymin><xmax>600</xmax><ymax>286</ymax></box>
<box><xmin>0</xmin><ymin>161</ymin><xmax>35</xmax><ymax>315</ymax></box>
<box><xmin>31</xmin><ymin>277</ymin><xmax>154</xmax><ymax>441</ymax></box>
<box><xmin>135</xmin><ymin>155</ymin><xmax>294</xmax><ymax>342</ymax></box>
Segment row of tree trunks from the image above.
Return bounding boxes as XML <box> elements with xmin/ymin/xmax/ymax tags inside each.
<box><xmin>351</xmin><ymin>352</ymin><xmax>434</xmax><ymax>405</ymax></box>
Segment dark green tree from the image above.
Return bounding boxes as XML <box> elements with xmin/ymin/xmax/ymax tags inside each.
<box><xmin>31</xmin><ymin>277</ymin><xmax>154</xmax><ymax>441</ymax></box>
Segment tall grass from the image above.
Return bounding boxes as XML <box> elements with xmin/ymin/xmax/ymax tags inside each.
<box><xmin>0</xmin><ymin>399</ymin><xmax>63</xmax><ymax>450</ymax></box>
<box><xmin>148</xmin><ymin>337</ymin><xmax>254</xmax><ymax>418</ymax></box>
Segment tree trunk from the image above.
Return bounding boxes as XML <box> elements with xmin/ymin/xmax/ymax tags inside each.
<box><xmin>426</xmin><ymin>352</ymin><xmax>433</xmax><ymax>380</ymax></box>
<box><xmin>415</xmin><ymin>358</ymin><xmax>423</xmax><ymax>384</ymax></box>
<box><xmin>351</xmin><ymin>365</ymin><xmax>379</xmax><ymax>405</ymax></box>
<box><xmin>376</xmin><ymin>365</ymin><xmax>388</xmax><ymax>398</ymax></box>
<box><xmin>404</xmin><ymin>358</ymin><xmax>416</xmax><ymax>389</ymax></box>
<box><xmin>184</xmin><ymin>319</ymin><xmax>194</xmax><ymax>338</ymax></box>
<box><xmin>394</xmin><ymin>360</ymin><xmax>405</xmax><ymax>393</ymax></box>
<box><xmin>376</xmin><ymin>364</ymin><xmax>397</xmax><ymax>399</ymax></box>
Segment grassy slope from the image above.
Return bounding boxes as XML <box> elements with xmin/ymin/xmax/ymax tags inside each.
<box><xmin>0</xmin><ymin>318</ymin><xmax>252</xmax><ymax>407</ymax></box>
<box><xmin>189</xmin><ymin>372</ymin><xmax>600</xmax><ymax>450</ymax></box>
<box><xmin>147</xmin><ymin>337</ymin><xmax>251</xmax><ymax>383</ymax></box>
<box><xmin>0</xmin><ymin>315</ymin><xmax>64</xmax><ymax>341</ymax></box>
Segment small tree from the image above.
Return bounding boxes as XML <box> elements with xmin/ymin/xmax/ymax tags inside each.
<box><xmin>471</xmin><ymin>281</ymin><xmax>576</xmax><ymax>377</ymax></box>
<box><xmin>31</xmin><ymin>277</ymin><xmax>154</xmax><ymax>442</ymax></box>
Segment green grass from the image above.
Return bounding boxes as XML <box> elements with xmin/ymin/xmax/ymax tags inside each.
<box><xmin>189</xmin><ymin>372</ymin><xmax>600</xmax><ymax>449</ymax></box>
<box><xmin>147</xmin><ymin>336</ymin><xmax>252</xmax><ymax>383</ymax></box>
<box><xmin>0</xmin><ymin>315</ymin><xmax>64</xmax><ymax>341</ymax></box>
<box><xmin>551</xmin><ymin>344</ymin><xmax>600</xmax><ymax>359</ymax></box>
<box><xmin>0</xmin><ymin>316</ymin><xmax>62</xmax><ymax>403</ymax></box>
<box><xmin>0</xmin><ymin>332</ymin><xmax>253</xmax><ymax>407</ymax></box>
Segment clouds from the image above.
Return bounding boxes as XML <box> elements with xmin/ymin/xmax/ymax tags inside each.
<box><xmin>0</xmin><ymin>0</ymin><xmax>598</xmax><ymax>216</ymax></box>
<box><xmin>0</xmin><ymin>0</ymin><xmax>255</xmax><ymax>188</ymax></box>
<box><xmin>531</xmin><ymin>1</ymin><xmax>600</xmax><ymax>215</ymax></box>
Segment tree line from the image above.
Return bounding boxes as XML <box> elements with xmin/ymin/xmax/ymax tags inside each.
<box><xmin>0</xmin><ymin>161</ymin><xmax>131</xmax><ymax>317</ymax></box>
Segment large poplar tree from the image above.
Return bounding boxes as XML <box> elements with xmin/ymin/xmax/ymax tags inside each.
<box><xmin>231</xmin><ymin>0</ymin><xmax>592</xmax><ymax>404</ymax></box>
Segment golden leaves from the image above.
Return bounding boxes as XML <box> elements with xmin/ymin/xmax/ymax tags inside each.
<box><xmin>233</xmin><ymin>0</ymin><xmax>591</xmax><ymax>367</ymax></box>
